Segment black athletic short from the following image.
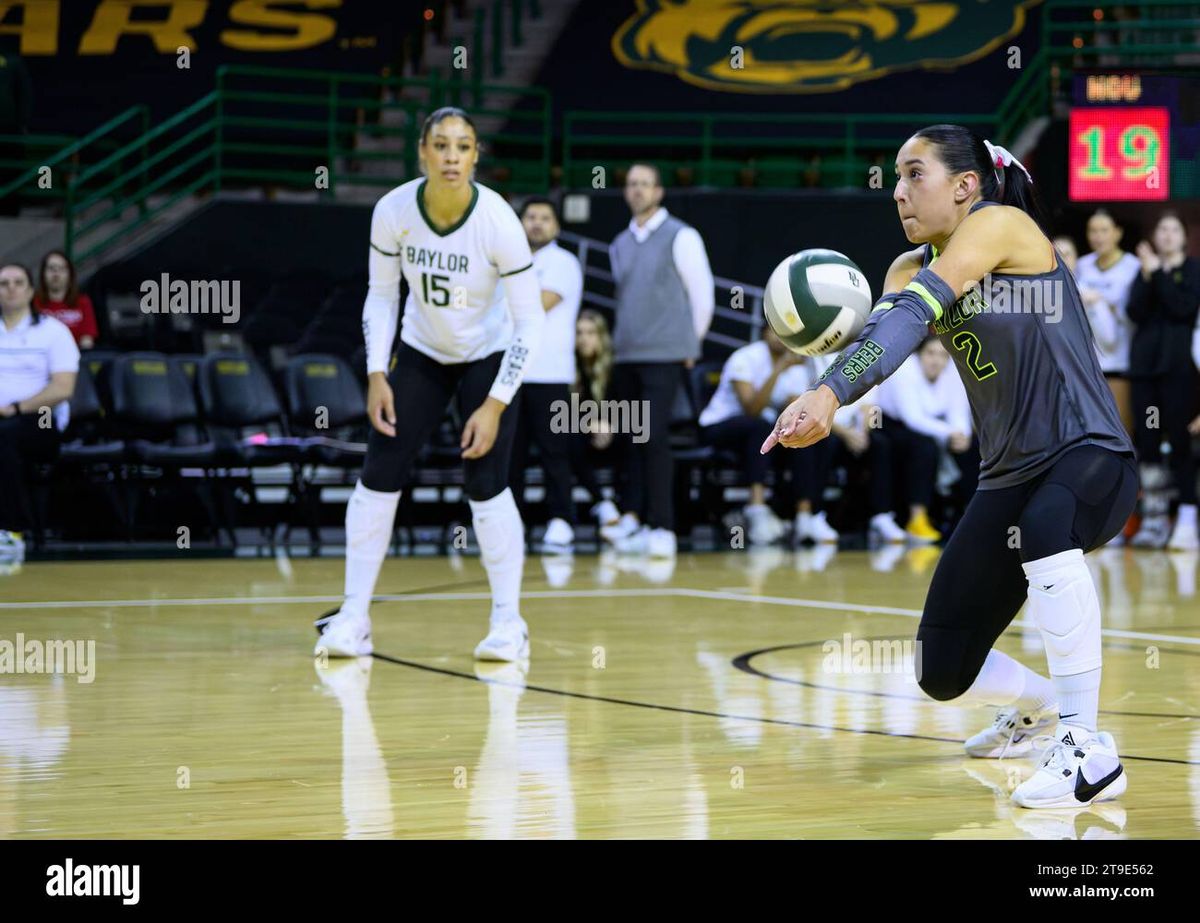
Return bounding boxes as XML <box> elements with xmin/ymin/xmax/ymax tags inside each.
<box><xmin>915</xmin><ymin>444</ymin><xmax>1138</xmax><ymax>701</ymax></box>
<box><xmin>359</xmin><ymin>341</ymin><xmax>518</xmax><ymax>501</ymax></box>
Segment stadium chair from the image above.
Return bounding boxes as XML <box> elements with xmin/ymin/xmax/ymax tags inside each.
<box><xmin>197</xmin><ymin>351</ymin><xmax>303</xmax><ymax>545</ymax></box>
<box><xmin>281</xmin><ymin>353</ymin><xmax>368</xmax><ymax>547</ymax></box>
<box><xmin>108</xmin><ymin>352</ymin><xmax>221</xmax><ymax>542</ymax></box>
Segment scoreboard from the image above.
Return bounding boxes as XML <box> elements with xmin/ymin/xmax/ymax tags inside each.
<box><xmin>1069</xmin><ymin>106</ymin><xmax>1169</xmax><ymax>201</ymax></box>
<box><xmin>1068</xmin><ymin>74</ymin><xmax>1200</xmax><ymax>202</ymax></box>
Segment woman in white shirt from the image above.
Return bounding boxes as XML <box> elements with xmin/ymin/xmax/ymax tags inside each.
<box><xmin>0</xmin><ymin>263</ymin><xmax>79</xmax><ymax>565</ymax></box>
<box><xmin>1075</xmin><ymin>209</ymin><xmax>1140</xmax><ymax>435</ymax></box>
<box><xmin>877</xmin><ymin>337</ymin><xmax>975</xmax><ymax>543</ymax></box>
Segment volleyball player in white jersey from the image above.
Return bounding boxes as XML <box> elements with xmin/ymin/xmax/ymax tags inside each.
<box><xmin>315</xmin><ymin>107</ymin><xmax>544</xmax><ymax>662</ymax></box>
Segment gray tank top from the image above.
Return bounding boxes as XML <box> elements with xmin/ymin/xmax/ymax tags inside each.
<box><xmin>926</xmin><ymin>201</ymin><xmax>1134</xmax><ymax>488</ymax></box>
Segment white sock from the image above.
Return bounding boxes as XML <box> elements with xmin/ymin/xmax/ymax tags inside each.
<box><xmin>1022</xmin><ymin>548</ymin><xmax>1103</xmax><ymax>733</ymax></box>
<box><xmin>469</xmin><ymin>487</ymin><xmax>525</xmax><ymax>622</ymax></box>
<box><xmin>342</xmin><ymin>481</ymin><xmax>401</xmax><ymax>619</ymax></box>
<box><xmin>1054</xmin><ymin>668</ymin><xmax>1101</xmax><ymax>734</ymax></box>
<box><xmin>957</xmin><ymin>649</ymin><xmax>1058</xmax><ymax>711</ymax></box>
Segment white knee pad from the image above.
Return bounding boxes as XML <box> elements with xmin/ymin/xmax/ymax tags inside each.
<box><xmin>1022</xmin><ymin>548</ymin><xmax>1102</xmax><ymax>676</ymax></box>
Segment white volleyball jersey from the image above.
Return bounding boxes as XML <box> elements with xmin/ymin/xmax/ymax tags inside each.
<box><xmin>369</xmin><ymin>178</ymin><xmax>534</xmax><ymax>364</ymax></box>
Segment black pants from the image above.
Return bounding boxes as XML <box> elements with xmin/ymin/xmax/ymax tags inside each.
<box><xmin>832</xmin><ymin>432</ymin><xmax>893</xmax><ymax>516</ymax></box>
<box><xmin>0</xmin><ymin>416</ymin><xmax>62</xmax><ymax>532</ymax></box>
<box><xmin>1132</xmin><ymin>370</ymin><xmax>1197</xmax><ymax>505</ymax></box>
<box><xmin>611</xmin><ymin>361</ymin><xmax>680</xmax><ymax>530</ymax></box>
<box><xmin>700</xmin><ymin>413</ymin><xmax>838</xmax><ymax>509</ymax></box>
<box><xmin>916</xmin><ymin>444</ymin><xmax>1138</xmax><ymax>701</ymax></box>
<box><xmin>568</xmin><ymin>430</ymin><xmax>613</xmax><ymax>502</ymax></box>
<box><xmin>360</xmin><ymin>342</ymin><xmax>518</xmax><ymax>501</ymax></box>
<box><xmin>508</xmin><ymin>382</ymin><xmax>575</xmax><ymax>523</ymax></box>
<box><xmin>880</xmin><ymin>417</ymin><xmax>938</xmax><ymax>510</ymax></box>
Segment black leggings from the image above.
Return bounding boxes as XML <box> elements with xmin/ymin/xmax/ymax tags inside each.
<box><xmin>508</xmin><ymin>382</ymin><xmax>575</xmax><ymax>522</ymax></box>
<box><xmin>916</xmin><ymin>444</ymin><xmax>1138</xmax><ymax>702</ymax></box>
<box><xmin>1131</xmin><ymin>370</ymin><xmax>1198</xmax><ymax>505</ymax></box>
<box><xmin>360</xmin><ymin>341</ymin><xmax>518</xmax><ymax>501</ymax></box>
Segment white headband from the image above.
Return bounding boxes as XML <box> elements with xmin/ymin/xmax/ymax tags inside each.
<box><xmin>983</xmin><ymin>139</ymin><xmax>1033</xmax><ymax>184</ymax></box>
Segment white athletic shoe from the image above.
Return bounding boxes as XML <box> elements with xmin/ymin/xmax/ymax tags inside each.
<box><xmin>0</xmin><ymin>530</ymin><xmax>26</xmax><ymax>564</ymax></box>
<box><xmin>745</xmin><ymin>503</ymin><xmax>783</xmax><ymax>546</ymax></box>
<box><xmin>647</xmin><ymin>527</ymin><xmax>677</xmax><ymax>559</ymax></box>
<box><xmin>1167</xmin><ymin>516</ymin><xmax>1199</xmax><ymax>551</ymax></box>
<box><xmin>965</xmin><ymin>704</ymin><xmax>1059</xmax><ymax>759</ymax></box>
<box><xmin>869</xmin><ymin>512</ymin><xmax>907</xmax><ymax>544</ymax></box>
<box><xmin>314</xmin><ymin>609</ymin><xmax>373</xmax><ymax>658</ymax></box>
<box><xmin>592</xmin><ymin>499</ymin><xmax>621</xmax><ymax>527</ymax></box>
<box><xmin>614</xmin><ymin>524</ymin><xmax>650</xmax><ymax>555</ymax></box>
<box><xmin>797</xmin><ymin>510</ymin><xmax>839</xmax><ymax>544</ymax></box>
<box><xmin>474</xmin><ymin>613</ymin><xmax>530</xmax><ymax>662</ymax></box>
<box><xmin>539</xmin><ymin>517</ymin><xmax>575</xmax><ymax>555</ymax></box>
<box><xmin>1011</xmin><ymin>725</ymin><xmax>1126</xmax><ymax>809</ymax></box>
<box><xmin>1130</xmin><ymin>516</ymin><xmax>1170</xmax><ymax>548</ymax></box>
<box><xmin>601</xmin><ymin>512</ymin><xmax>640</xmax><ymax>545</ymax></box>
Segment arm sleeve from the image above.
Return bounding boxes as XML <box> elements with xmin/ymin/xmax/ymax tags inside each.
<box><xmin>673</xmin><ymin>227</ymin><xmax>715</xmax><ymax>342</ymax></box>
<box><xmin>487</xmin><ymin>205</ymin><xmax>544</xmax><ymax>405</ymax></box>
<box><xmin>362</xmin><ymin>198</ymin><xmax>402</xmax><ymax>375</ymax></box>
<box><xmin>817</xmin><ymin>268</ymin><xmax>953</xmax><ymax>407</ymax></box>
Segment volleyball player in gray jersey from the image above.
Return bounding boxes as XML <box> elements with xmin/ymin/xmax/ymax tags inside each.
<box><xmin>763</xmin><ymin>125</ymin><xmax>1137</xmax><ymax>810</ymax></box>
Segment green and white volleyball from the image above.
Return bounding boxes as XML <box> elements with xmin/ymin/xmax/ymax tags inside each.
<box><xmin>763</xmin><ymin>249</ymin><xmax>873</xmax><ymax>356</ymax></box>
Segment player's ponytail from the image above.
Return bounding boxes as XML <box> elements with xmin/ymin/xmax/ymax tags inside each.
<box><xmin>914</xmin><ymin>124</ymin><xmax>1045</xmax><ymax>228</ymax></box>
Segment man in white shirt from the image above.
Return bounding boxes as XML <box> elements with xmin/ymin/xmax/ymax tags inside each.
<box><xmin>0</xmin><ymin>263</ymin><xmax>80</xmax><ymax>565</ymax></box>
<box><xmin>507</xmin><ymin>197</ymin><xmax>585</xmax><ymax>553</ymax></box>
<box><xmin>604</xmin><ymin>163</ymin><xmax>715</xmax><ymax>558</ymax></box>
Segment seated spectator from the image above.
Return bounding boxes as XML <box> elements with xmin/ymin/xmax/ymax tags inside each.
<box><xmin>1127</xmin><ymin>211</ymin><xmax>1200</xmax><ymax>550</ymax></box>
<box><xmin>697</xmin><ymin>326</ymin><xmax>808</xmax><ymax>545</ymax></box>
<box><xmin>0</xmin><ymin>263</ymin><xmax>79</xmax><ymax>566</ymax></box>
<box><xmin>571</xmin><ymin>309</ymin><xmax>623</xmax><ymax>531</ymax></box>
<box><xmin>34</xmin><ymin>250</ymin><xmax>98</xmax><ymax>349</ymax></box>
<box><xmin>876</xmin><ymin>337</ymin><xmax>974</xmax><ymax>543</ymax></box>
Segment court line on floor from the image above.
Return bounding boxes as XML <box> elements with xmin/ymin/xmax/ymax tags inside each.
<box><xmin>8</xmin><ymin>586</ymin><xmax>1200</xmax><ymax>648</ymax></box>
<box><xmin>369</xmin><ymin>651</ymin><xmax>1200</xmax><ymax>767</ymax></box>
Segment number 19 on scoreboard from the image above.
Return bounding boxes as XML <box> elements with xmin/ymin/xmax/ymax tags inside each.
<box><xmin>1069</xmin><ymin>106</ymin><xmax>1170</xmax><ymax>201</ymax></box>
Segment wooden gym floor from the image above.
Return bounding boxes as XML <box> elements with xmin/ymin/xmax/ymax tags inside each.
<box><xmin>1</xmin><ymin>546</ymin><xmax>1197</xmax><ymax>839</ymax></box>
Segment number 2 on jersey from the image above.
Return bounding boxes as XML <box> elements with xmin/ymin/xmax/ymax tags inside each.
<box><xmin>421</xmin><ymin>272</ymin><xmax>452</xmax><ymax>308</ymax></box>
<box><xmin>951</xmin><ymin>331</ymin><xmax>997</xmax><ymax>381</ymax></box>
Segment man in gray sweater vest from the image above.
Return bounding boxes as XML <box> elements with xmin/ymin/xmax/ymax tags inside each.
<box><xmin>602</xmin><ymin>164</ymin><xmax>714</xmax><ymax>557</ymax></box>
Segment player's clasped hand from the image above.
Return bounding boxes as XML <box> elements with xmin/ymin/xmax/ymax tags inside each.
<box><xmin>461</xmin><ymin>397</ymin><xmax>506</xmax><ymax>459</ymax></box>
<box><xmin>760</xmin><ymin>384</ymin><xmax>841</xmax><ymax>453</ymax></box>
<box><xmin>367</xmin><ymin>372</ymin><xmax>397</xmax><ymax>437</ymax></box>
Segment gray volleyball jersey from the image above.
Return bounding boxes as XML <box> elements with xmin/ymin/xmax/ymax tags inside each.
<box><xmin>926</xmin><ymin>201</ymin><xmax>1133</xmax><ymax>488</ymax></box>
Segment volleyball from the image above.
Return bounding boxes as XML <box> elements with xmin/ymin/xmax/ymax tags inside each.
<box><xmin>763</xmin><ymin>249</ymin><xmax>873</xmax><ymax>356</ymax></box>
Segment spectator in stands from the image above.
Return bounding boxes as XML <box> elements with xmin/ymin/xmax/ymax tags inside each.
<box><xmin>876</xmin><ymin>337</ymin><xmax>972</xmax><ymax>544</ymax></box>
<box><xmin>570</xmin><ymin>309</ymin><xmax>623</xmax><ymax>529</ymax></box>
<box><xmin>34</xmin><ymin>250</ymin><xmax>98</xmax><ymax>349</ymax></box>
<box><xmin>603</xmin><ymin>163</ymin><xmax>714</xmax><ymax>558</ymax></box>
<box><xmin>1076</xmin><ymin>209</ymin><xmax>1140</xmax><ymax>435</ymax></box>
<box><xmin>697</xmin><ymin>326</ymin><xmax>808</xmax><ymax>545</ymax></box>
<box><xmin>0</xmin><ymin>264</ymin><xmax>79</xmax><ymax>566</ymax></box>
<box><xmin>1127</xmin><ymin>211</ymin><xmax>1200</xmax><ymax>550</ymax></box>
<box><xmin>508</xmin><ymin>196</ymin><xmax>585</xmax><ymax>554</ymax></box>
<box><xmin>1052</xmin><ymin>235</ymin><xmax>1078</xmax><ymax>274</ymax></box>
